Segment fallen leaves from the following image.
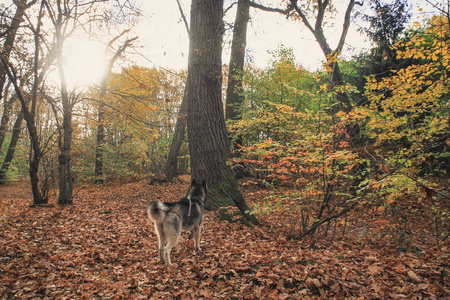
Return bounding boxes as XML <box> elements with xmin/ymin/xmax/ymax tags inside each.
<box><xmin>0</xmin><ymin>178</ymin><xmax>449</xmax><ymax>299</ymax></box>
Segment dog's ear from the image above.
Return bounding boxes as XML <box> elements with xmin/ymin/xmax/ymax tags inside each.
<box><xmin>201</xmin><ymin>179</ymin><xmax>207</xmax><ymax>189</ymax></box>
<box><xmin>191</xmin><ymin>179</ymin><xmax>197</xmax><ymax>186</ymax></box>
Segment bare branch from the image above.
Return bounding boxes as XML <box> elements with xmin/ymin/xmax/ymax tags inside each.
<box><xmin>176</xmin><ymin>0</ymin><xmax>189</xmax><ymax>36</ymax></box>
<box><xmin>315</xmin><ymin>0</ymin><xmax>329</xmax><ymax>33</ymax></box>
<box><xmin>106</xmin><ymin>35</ymin><xmax>138</xmax><ymax>74</ymax></box>
<box><xmin>224</xmin><ymin>2</ymin><xmax>238</xmax><ymax>15</ymax></box>
<box><xmin>336</xmin><ymin>0</ymin><xmax>360</xmax><ymax>54</ymax></box>
<box><xmin>289</xmin><ymin>0</ymin><xmax>315</xmax><ymax>34</ymax></box>
<box><xmin>249</xmin><ymin>1</ymin><xmax>290</xmax><ymax>15</ymax></box>
<box><xmin>84</xmin><ymin>96</ymin><xmax>168</xmax><ymax>128</ymax></box>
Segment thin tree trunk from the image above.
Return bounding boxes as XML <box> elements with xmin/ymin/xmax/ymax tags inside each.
<box><xmin>165</xmin><ymin>1</ymin><xmax>190</xmax><ymax>181</ymax></box>
<box><xmin>0</xmin><ymin>110</ymin><xmax>23</xmax><ymax>183</ymax></box>
<box><xmin>55</xmin><ymin>15</ymin><xmax>73</xmax><ymax>205</ymax></box>
<box><xmin>226</xmin><ymin>0</ymin><xmax>249</xmax><ymax>122</ymax></box>
<box><xmin>0</xmin><ymin>0</ymin><xmax>33</xmax><ymax>101</ymax></box>
<box><xmin>0</xmin><ymin>0</ymin><xmax>32</xmax><ymax>149</ymax></box>
<box><xmin>0</xmin><ymin>0</ymin><xmax>45</xmax><ymax>205</ymax></box>
<box><xmin>94</xmin><ymin>92</ymin><xmax>106</xmax><ymax>184</ymax></box>
<box><xmin>289</xmin><ymin>0</ymin><xmax>362</xmax><ymax>145</ymax></box>
<box><xmin>0</xmin><ymin>56</ymin><xmax>45</xmax><ymax>205</ymax></box>
<box><xmin>165</xmin><ymin>88</ymin><xmax>188</xmax><ymax>180</ymax></box>
<box><xmin>0</xmin><ymin>98</ymin><xmax>13</xmax><ymax>151</ymax></box>
<box><xmin>186</xmin><ymin>0</ymin><xmax>257</xmax><ymax>224</ymax></box>
<box><xmin>58</xmin><ymin>105</ymin><xmax>73</xmax><ymax>205</ymax></box>
<box><xmin>226</xmin><ymin>0</ymin><xmax>250</xmax><ymax>161</ymax></box>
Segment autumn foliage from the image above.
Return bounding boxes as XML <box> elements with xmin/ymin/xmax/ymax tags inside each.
<box><xmin>228</xmin><ymin>16</ymin><xmax>450</xmax><ymax>241</ymax></box>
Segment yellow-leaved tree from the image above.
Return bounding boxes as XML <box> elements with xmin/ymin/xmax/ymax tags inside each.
<box><xmin>361</xmin><ymin>15</ymin><xmax>449</xmax><ymax>176</ymax></box>
<box><xmin>87</xmin><ymin>65</ymin><xmax>185</xmax><ymax>180</ymax></box>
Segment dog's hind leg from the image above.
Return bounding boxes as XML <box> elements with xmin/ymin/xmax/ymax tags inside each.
<box><xmin>155</xmin><ymin>223</ymin><xmax>165</xmax><ymax>263</ymax></box>
<box><xmin>164</xmin><ymin>232</ymin><xmax>180</xmax><ymax>266</ymax></box>
<box><xmin>164</xmin><ymin>215</ymin><xmax>182</xmax><ymax>266</ymax></box>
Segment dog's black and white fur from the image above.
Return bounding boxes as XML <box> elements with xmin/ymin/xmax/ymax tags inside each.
<box><xmin>147</xmin><ymin>179</ymin><xmax>207</xmax><ymax>265</ymax></box>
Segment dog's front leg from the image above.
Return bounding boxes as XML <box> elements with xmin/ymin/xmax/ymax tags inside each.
<box><xmin>193</xmin><ymin>225</ymin><xmax>201</xmax><ymax>251</ymax></box>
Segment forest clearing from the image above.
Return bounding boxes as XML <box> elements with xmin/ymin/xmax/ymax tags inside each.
<box><xmin>0</xmin><ymin>176</ymin><xmax>449</xmax><ymax>299</ymax></box>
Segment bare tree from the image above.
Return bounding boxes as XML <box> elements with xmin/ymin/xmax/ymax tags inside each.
<box><xmin>43</xmin><ymin>0</ymin><xmax>81</xmax><ymax>204</ymax></box>
<box><xmin>0</xmin><ymin>0</ymin><xmax>38</xmax><ymax>156</ymax></box>
<box><xmin>0</xmin><ymin>58</ymin><xmax>45</xmax><ymax>204</ymax></box>
<box><xmin>0</xmin><ymin>0</ymin><xmax>52</xmax><ymax>204</ymax></box>
<box><xmin>288</xmin><ymin>0</ymin><xmax>362</xmax><ymax>113</ymax></box>
<box><xmin>42</xmin><ymin>0</ymin><xmax>132</xmax><ymax>203</ymax></box>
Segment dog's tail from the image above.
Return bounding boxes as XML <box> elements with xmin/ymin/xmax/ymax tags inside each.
<box><xmin>147</xmin><ymin>202</ymin><xmax>169</xmax><ymax>224</ymax></box>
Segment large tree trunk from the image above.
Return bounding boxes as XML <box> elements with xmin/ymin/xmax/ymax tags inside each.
<box><xmin>165</xmin><ymin>88</ymin><xmax>188</xmax><ymax>180</ymax></box>
<box><xmin>186</xmin><ymin>0</ymin><xmax>257</xmax><ymax>224</ymax></box>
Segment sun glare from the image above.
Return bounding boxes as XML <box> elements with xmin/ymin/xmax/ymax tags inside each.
<box><xmin>64</xmin><ymin>39</ymin><xmax>106</xmax><ymax>88</ymax></box>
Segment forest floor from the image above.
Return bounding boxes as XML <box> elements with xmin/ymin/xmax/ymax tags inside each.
<box><xmin>0</xmin><ymin>176</ymin><xmax>449</xmax><ymax>299</ymax></box>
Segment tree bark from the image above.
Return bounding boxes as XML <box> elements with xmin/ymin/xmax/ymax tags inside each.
<box><xmin>57</xmin><ymin>107</ymin><xmax>73</xmax><ymax>205</ymax></box>
<box><xmin>186</xmin><ymin>0</ymin><xmax>257</xmax><ymax>224</ymax></box>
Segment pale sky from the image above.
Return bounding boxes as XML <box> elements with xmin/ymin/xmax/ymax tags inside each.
<box><xmin>40</xmin><ymin>0</ymin><xmax>438</xmax><ymax>91</ymax></box>
<box><xmin>128</xmin><ymin>0</ymin><xmax>439</xmax><ymax>72</ymax></box>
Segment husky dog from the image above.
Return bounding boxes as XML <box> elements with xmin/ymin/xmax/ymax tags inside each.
<box><xmin>147</xmin><ymin>179</ymin><xmax>207</xmax><ymax>265</ymax></box>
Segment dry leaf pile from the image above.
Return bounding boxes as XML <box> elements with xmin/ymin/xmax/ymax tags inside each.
<box><xmin>1</xmin><ymin>177</ymin><xmax>448</xmax><ymax>299</ymax></box>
